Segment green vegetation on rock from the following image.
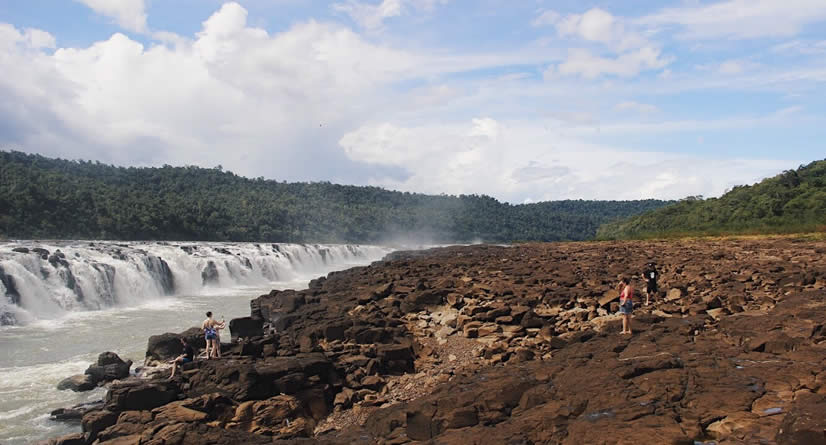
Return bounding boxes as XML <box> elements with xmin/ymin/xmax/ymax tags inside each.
<box><xmin>0</xmin><ymin>151</ymin><xmax>668</xmax><ymax>243</ymax></box>
<box><xmin>597</xmin><ymin>159</ymin><xmax>826</xmax><ymax>239</ymax></box>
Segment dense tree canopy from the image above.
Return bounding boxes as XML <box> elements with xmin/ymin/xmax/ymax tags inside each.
<box><xmin>597</xmin><ymin>160</ymin><xmax>826</xmax><ymax>239</ymax></box>
<box><xmin>0</xmin><ymin>151</ymin><xmax>668</xmax><ymax>243</ymax></box>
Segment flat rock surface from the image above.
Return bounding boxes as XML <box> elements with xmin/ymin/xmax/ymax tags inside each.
<box><xmin>49</xmin><ymin>238</ymin><xmax>826</xmax><ymax>445</ymax></box>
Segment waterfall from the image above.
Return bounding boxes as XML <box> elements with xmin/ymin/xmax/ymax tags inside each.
<box><xmin>0</xmin><ymin>242</ymin><xmax>393</xmax><ymax>326</ymax></box>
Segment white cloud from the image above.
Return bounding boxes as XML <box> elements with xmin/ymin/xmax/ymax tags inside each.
<box><xmin>75</xmin><ymin>0</ymin><xmax>148</xmax><ymax>33</ymax></box>
<box><xmin>614</xmin><ymin>101</ymin><xmax>659</xmax><ymax>113</ymax></box>
<box><xmin>338</xmin><ymin>118</ymin><xmax>800</xmax><ymax>201</ymax></box>
<box><xmin>535</xmin><ymin>8</ymin><xmax>670</xmax><ymax>79</ymax></box>
<box><xmin>333</xmin><ymin>0</ymin><xmax>403</xmax><ymax>31</ymax></box>
<box><xmin>639</xmin><ymin>0</ymin><xmax>826</xmax><ymax>40</ymax></box>
<box><xmin>333</xmin><ymin>0</ymin><xmax>448</xmax><ymax>30</ymax></box>
<box><xmin>771</xmin><ymin>40</ymin><xmax>826</xmax><ymax>55</ymax></box>
<box><xmin>532</xmin><ymin>10</ymin><xmax>560</xmax><ymax>27</ymax></box>
<box><xmin>694</xmin><ymin>59</ymin><xmax>760</xmax><ymax>76</ymax></box>
<box><xmin>536</xmin><ymin>8</ymin><xmax>646</xmax><ymax>52</ymax></box>
<box><xmin>0</xmin><ymin>25</ymin><xmax>56</xmax><ymax>50</ymax></box>
<box><xmin>557</xmin><ymin>47</ymin><xmax>671</xmax><ymax>79</ymax></box>
<box><xmin>718</xmin><ymin>60</ymin><xmax>745</xmax><ymax>75</ymax></box>
<box><xmin>23</xmin><ymin>29</ymin><xmax>56</xmax><ymax>49</ymax></box>
<box><xmin>0</xmin><ymin>2</ymin><xmax>816</xmax><ymax>203</ymax></box>
<box><xmin>0</xmin><ymin>5</ymin><xmax>426</xmax><ymax>181</ymax></box>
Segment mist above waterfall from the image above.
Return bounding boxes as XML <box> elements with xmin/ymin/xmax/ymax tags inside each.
<box><xmin>0</xmin><ymin>241</ymin><xmax>392</xmax><ymax>326</ymax></box>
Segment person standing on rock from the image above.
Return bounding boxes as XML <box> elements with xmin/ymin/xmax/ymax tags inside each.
<box><xmin>169</xmin><ymin>337</ymin><xmax>194</xmax><ymax>380</ymax></box>
<box><xmin>642</xmin><ymin>262</ymin><xmax>659</xmax><ymax>306</ymax></box>
<box><xmin>202</xmin><ymin>311</ymin><xmax>224</xmax><ymax>359</ymax></box>
<box><xmin>618</xmin><ymin>277</ymin><xmax>634</xmax><ymax>335</ymax></box>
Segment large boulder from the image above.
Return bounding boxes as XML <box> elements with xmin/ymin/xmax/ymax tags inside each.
<box><xmin>85</xmin><ymin>352</ymin><xmax>132</xmax><ymax>383</ymax></box>
<box><xmin>229</xmin><ymin>317</ymin><xmax>264</xmax><ymax>341</ymax></box>
<box><xmin>186</xmin><ymin>354</ymin><xmax>336</xmax><ymax>406</ymax></box>
<box><xmin>145</xmin><ymin>327</ymin><xmax>205</xmax><ymax>364</ymax></box>
<box><xmin>57</xmin><ymin>374</ymin><xmax>97</xmax><ymax>392</ymax></box>
<box><xmin>105</xmin><ymin>380</ymin><xmax>178</xmax><ymax>412</ymax></box>
<box><xmin>81</xmin><ymin>409</ymin><xmax>118</xmax><ymax>442</ymax></box>
<box><xmin>251</xmin><ymin>290</ymin><xmax>306</xmax><ymax>321</ymax></box>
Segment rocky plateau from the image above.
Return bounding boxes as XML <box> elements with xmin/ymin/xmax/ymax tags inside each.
<box><xmin>41</xmin><ymin>238</ymin><xmax>826</xmax><ymax>445</ymax></box>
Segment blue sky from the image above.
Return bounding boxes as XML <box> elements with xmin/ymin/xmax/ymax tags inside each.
<box><xmin>1</xmin><ymin>0</ymin><xmax>825</xmax><ymax>202</ymax></box>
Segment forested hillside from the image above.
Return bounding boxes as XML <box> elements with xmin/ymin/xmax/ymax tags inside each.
<box><xmin>0</xmin><ymin>151</ymin><xmax>668</xmax><ymax>243</ymax></box>
<box><xmin>597</xmin><ymin>159</ymin><xmax>826</xmax><ymax>239</ymax></box>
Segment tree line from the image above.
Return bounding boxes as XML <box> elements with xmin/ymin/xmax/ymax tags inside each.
<box><xmin>597</xmin><ymin>159</ymin><xmax>826</xmax><ymax>239</ymax></box>
<box><xmin>0</xmin><ymin>150</ymin><xmax>669</xmax><ymax>243</ymax></box>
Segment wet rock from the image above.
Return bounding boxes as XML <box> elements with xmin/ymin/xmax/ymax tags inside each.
<box><xmin>34</xmin><ymin>432</ymin><xmax>87</xmax><ymax>445</ymax></box>
<box><xmin>144</xmin><ymin>256</ymin><xmax>175</xmax><ymax>294</ymax></box>
<box><xmin>50</xmin><ymin>401</ymin><xmax>104</xmax><ymax>422</ymax></box>
<box><xmin>0</xmin><ymin>264</ymin><xmax>21</xmax><ymax>305</ymax></box>
<box><xmin>57</xmin><ymin>374</ymin><xmax>97</xmax><ymax>392</ymax></box>
<box><xmin>85</xmin><ymin>352</ymin><xmax>132</xmax><ymax>384</ymax></box>
<box><xmin>201</xmin><ymin>261</ymin><xmax>219</xmax><ymax>285</ymax></box>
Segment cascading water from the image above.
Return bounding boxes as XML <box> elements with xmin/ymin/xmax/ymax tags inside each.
<box><xmin>0</xmin><ymin>241</ymin><xmax>392</xmax><ymax>326</ymax></box>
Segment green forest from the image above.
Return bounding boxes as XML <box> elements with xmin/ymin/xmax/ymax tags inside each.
<box><xmin>0</xmin><ymin>151</ymin><xmax>668</xmax><ymax>243</ymax></box>
<box><xmin>597</xmin><ymin>159</ymin><xmax>826</xmax><ymax>239</ymax></box>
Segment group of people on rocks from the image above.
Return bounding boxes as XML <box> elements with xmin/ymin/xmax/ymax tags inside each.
<box><xmin>616</xmin><ymin>261</ymin><xmax>659</xmax><ymax>335</ymax></box>
<box><xmin>168</xmin><ymin>311</ymin><xmax>225</xmax><ymax>380</ymax></box>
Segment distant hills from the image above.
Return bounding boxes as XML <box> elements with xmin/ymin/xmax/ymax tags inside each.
<box><xmin>0</xmin><ymin>151</ymin><xmax>668</xmax><ymax>243</ymax></box>
<box><xmin>598</xmin><ymin>159</ymin><xmax>826</xmax><ymax>239</ymax></box>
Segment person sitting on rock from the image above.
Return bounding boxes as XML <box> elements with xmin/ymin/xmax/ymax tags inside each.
<box><xmin>169</xmin><ymin>337</ymin><xmax>194</xmax><ymax>380</ymax></box>
<box><xmin>202</xmin><ymin>311</ymin><xmax>225</xmax><ymax>359</ymax></box>
<box><xmin>642</xmin><ymin>261</ymin><xmax>659</xmax><ymax>306</ymax></box>
<box><xmin>618</xmin><ymin>277</ymin><xmax>634</xmax><ymax>335</ymax></box>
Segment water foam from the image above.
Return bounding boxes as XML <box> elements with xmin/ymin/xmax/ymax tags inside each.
<box><xmin>0</xmin><ymin>242</ymin><xmax>391</xmax><ymax>325</ymax></box>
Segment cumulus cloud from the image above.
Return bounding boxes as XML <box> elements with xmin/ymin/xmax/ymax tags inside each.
<box><xmin>0</xmin><ymin>4</ymin><xmax>425</xmax><ymax>182</ymax></box>
<box><xmin>639</xmin><ymin>0</ymin><xmax>826</xmax><ymax>40</ymax></box>
<box><xmin>536</xmin><ymin>7</ymin><xmax>670</xmax><ymax>79</ymax></box>
<box><xmin>0</xmin><ymin>2</ymin><xmax>813</xmax><ymax>203</ymax></box>
<box><xmin>338</xmin><ymin>118</ymin><xmax>799</xmax><ymax>201</ymax></box>
<box><xmin>75</xmin><ymin>0</ymin><xmax>148</xmax><ymax>33</ymax></box>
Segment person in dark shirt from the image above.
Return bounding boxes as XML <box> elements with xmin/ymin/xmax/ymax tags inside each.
<box><xmin>169</xmin><ymin>337</ymin><xmax>195</xmax><ymax>380</ymax></box>
<box><xmin>642</xmin><ymin>262</ymin><xmax>659</xmax><ymax>306</ymax></box>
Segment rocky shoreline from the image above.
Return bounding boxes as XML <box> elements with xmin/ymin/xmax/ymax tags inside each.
<box><xmin>41</xmin><ymin>238</ymin><xmax>826</xmax><ymax>444</ymax></box>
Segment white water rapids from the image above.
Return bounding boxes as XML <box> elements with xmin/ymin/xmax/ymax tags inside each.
<box><xmin>0</xmin><ymin>241</ymin><xmax>394</xmax><ymax>444</ymax></box>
